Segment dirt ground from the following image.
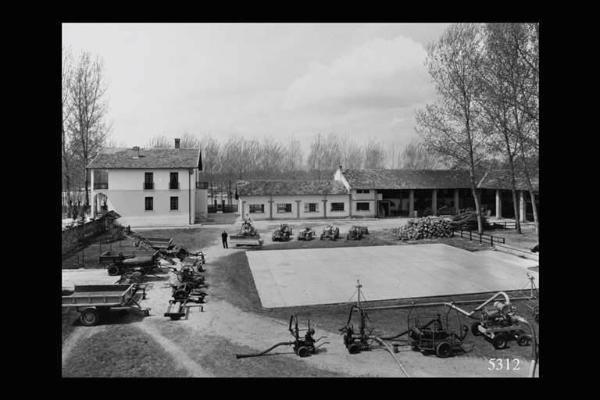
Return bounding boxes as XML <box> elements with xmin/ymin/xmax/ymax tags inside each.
<box><xmin>62</xmin><ymin>219</ymin><xmax>539</xmax><ymax>377</ymax></box>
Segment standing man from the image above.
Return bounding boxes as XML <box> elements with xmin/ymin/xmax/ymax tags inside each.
<box><xmin>221</xmin><ymin>230</ymin><xmax>228</xmax><ymax>249</ymax></box>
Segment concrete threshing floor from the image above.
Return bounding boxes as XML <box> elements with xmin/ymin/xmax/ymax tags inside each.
<box><xmin>246</xmin><ymin>244</ymin><xmax>539</xmax><ymax>308</ymax></box>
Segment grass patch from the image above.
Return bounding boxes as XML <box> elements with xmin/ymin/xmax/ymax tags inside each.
<box><xmin>62</xmin><ymin>325</ymin><xmax>189</xmax><ymax>377</ymax></box>
<box><xmin>154</xmin><ymin>322</ymin><xmax>344</xmax><ymax>377</ymax></box>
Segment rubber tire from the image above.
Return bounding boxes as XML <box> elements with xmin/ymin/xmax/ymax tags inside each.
<box><xmin>517</xmin><ymin>335</ymin><xmax>531</xmax><ymax>346</ymax></box>
<box><xmin>347</xmin><ymin>343</ymin><xmax>362</xmax><ymax>354</ymax></box>
<box><xmin>107</xmin><ymin>265</ymin><xmax>121</xmax><ymax>276</ymax></box>
<box><xmin>435</xmin><ymin>342</ymin><xmax>452</xmax><ymax>358</ymax></box>
<box><xmin>80</xmin><ymin>308</ymin><xmax>99</xmax><ymax>326</ymax></box>
<box><xmin>471</xmin><ymin>322</ymin><xmax>482</xmax><ymax>336</ymax></box>
<box><xmin>492</xmin><ymin>334</ymin><xmax>508</xmax><ymax>349</ymax></box>
<box><xmin>297</xmin><ymin>346</ymin><xmax>311</xmax><ymax>358</ymax></box>
<box><xmin>170</xmin><ymin>315</ymin><xmax>181</xmax><ymax>321</ymax></box>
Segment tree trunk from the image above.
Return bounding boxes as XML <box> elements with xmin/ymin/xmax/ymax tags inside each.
<box><xmin>504</xmin><ymin>135</ymin><xmax>522</xmax><ymax>234</ymax></box>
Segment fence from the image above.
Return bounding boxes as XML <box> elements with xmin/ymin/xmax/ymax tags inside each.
<box><xmin>456</xmin><ymin>229</ymin><xmax>506</xmax><ymax>246</ymax></box>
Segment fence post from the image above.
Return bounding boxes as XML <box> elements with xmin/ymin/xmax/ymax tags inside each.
<box><xmin>479</xmin><ymin>234</ymin><xmax>482</xmax><ymax>243</ymax></box>
<box><xmin>469</xmin><ymin>231</ymin><xmax>472</xmax><ymax>240</ymax></box>
<box><xmin>491</xmin><ymin>236</ymin><xmax>494</xmax><ymax>246</ymax></box>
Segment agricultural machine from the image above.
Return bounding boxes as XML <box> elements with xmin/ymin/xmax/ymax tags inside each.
<box><xmin>346</xmin><ymin>226</ymin><xmax>365</xmax><ymax>240</ymax></box>
<box><xmin>272</xmin><ymin>224</ymin><xmax>293</xmax><ymax>242</ymax></box>
<box><xmin>105</xmin><ymin>250</ymin><xmax>160</xmax><ymax>276</ymax></box>
<box><xmin>470</xmin><ymin>301</ymin><xmax>533</xmax><ymax>349</ymax></box>
<box><xmin>165</xmin><ymin>265</ymin><xmax>207</xmax><ymax>320</ymax></box>
<box><xmin>297</xmin><ymin>227</ymin><xmax>316</xmax><ymax>241</ymax></box>
<box><xmin>62</xmin><ymin>283</ymin><xmax>150</xmax><ymax>326</ymax></box>
<box><xmin>236</xmin><ymin>315</ymin><xmax>327</xmax><ymax>359</ymax></box>
<box><xmin>320</xmin><ymin>225</ymin><xmax>340</xmax><ymax>240</ymax></box>
<box><xmin>404</xmin><ymin>313</ymin><xmax>468</xmax><ymax>358</ymax></box>
<box><xmin>230</xmin><ymin>218</ymin><xmax>263</xmax><ymax>247</ymax></box>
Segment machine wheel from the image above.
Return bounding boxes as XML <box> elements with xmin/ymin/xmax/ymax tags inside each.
<box><xmin>347</xmin><ymin>343</ymin><xmax>362</xmax><ymax>354</ymax></box>
<box><xmin>173</xmin><ymin>289</ymin><xmax>189</xmax><ymax>300</ymax></box>
<box><xmin>107</xmin><ymin>265</ymin><xmax>121</xmax><ymax>276</ymax></box>
<box><xmin>346</xmin><ymin>234</ymin><xmax>350</xmax><ymax>240</ymax></box>
<box><xmin>492</xmin><ymin>334</ymin><xmax>508</xmax><ymax>349</ymax></box>
<box><xmin>517</xmin><ymin>334</ymin><xmax>531</xmax><ymax>346</ymax></box>
<box><xmin>80</xmin><ymin>308</ymin><xmax>100</xmax><ymax>326</ymax></box>
<box><xmin>435</xmin><ymin>342</ymin><xmax>452</xmax><ymax>358</ymax></box>
<box><xmin>170</xmin><ymin>314</ymin><xmax>181</xmax><ymax>321</ymax></box>
<box><xmin>320</xmin><ymin>234</ymin><xmax>324</xmax><ymax>240</ymax></box>
<box><xmin>296</xmin><ymin>346</ymin><xmax>311</xmax><ymax>358</ymax></box>
<box><xmin>471</xmin><ymin>322</ymin><xmax>482</xmax><ymax>336</ymax></box>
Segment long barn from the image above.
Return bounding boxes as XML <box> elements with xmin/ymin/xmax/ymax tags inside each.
<box><xmin>236</xmin><ymin>166</ymin><xmax>539</xmax><ymax>221</ymax></box>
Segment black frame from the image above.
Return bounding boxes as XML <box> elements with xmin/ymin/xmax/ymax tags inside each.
<box><xmin>170</xmin><ymin>196</ymin><xmax>179</xmax><ymax>211</ymax></box>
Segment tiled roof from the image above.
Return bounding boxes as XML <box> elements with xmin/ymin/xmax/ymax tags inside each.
<box><xmin>87</xmin><ymin>147</ymin><xmax>201</xmax><ymax>169</ymax></box>
<box><xmin>477</xmin><ymin>170</ymin><xmax>539</xmax><ymax>192</ymax></box>
<box><xmin>341</xmin><ymin>169</ymin><xmax>473</xmax><ymax>189</ymax></box>
<box><xmin>237</xmin><ymin>180</ymin><xmax>348</xmax><ymax>197</ymax></box>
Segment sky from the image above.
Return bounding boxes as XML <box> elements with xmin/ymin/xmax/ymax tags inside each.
<box><xmin>62</xmin><ymin>23</ymin><xmax>450</xmax><ymax>153</ymax></box>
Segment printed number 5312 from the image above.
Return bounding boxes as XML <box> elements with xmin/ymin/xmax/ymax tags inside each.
<box><xmin>488</xmin><ymin>358</ymin><xmax>520</xmax><ymax>371</ymax></box>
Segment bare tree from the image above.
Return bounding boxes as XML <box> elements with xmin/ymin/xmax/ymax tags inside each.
<box><xmin>416</xmin><ymin>23</ymin><xmax>487</xmax><ymax>233</ymax></box>
<box><xmin>307</xmin><ymin>133</ymin><xmax>325</xmax><ymax>180</ymax></box>
<box><xmin>62</xmin><ymin>47</ymin><xmax>74</xmax><ymax>201</ymax></box>
<box><xmin>364</xmin><ymin>141</ymin><xmax>386</xmax><ymax>169</ymax></box>
<box><xmin>341</xmin><ymin>138</ymin><xmax>364</xmax><ymax>169</ymax></box>
<box><xmin>180</xmin><ymin>133</ymin><xmax>202</xmax><ymax>149</ymax></box>
<box><xmin>398</xmin><ymin>138</ymin><xmax>445</xmax><ymax>169</ymax></box>
<box><xmin>67</xmin><ymin>51</ymin><xmax>109</xmax><ymax>208</ymax></box>
<box><xmin>147</xmin><ymin>135</ymin><xmax>172</xmax><ymax>148</ymax></box>
<box><xmin>283</xmin><ymin>135</ymin><xmax>304</xmax><ymax>174</ymax></box>
<box><xmin>257</xmin><ymin>137</ymin><xmax>286</xmax><ymax>178</ymax></box>
<box><xmin>478</xmin><ymin>23</ymin><xmax>539</xmax><ymax>233</ymax></box>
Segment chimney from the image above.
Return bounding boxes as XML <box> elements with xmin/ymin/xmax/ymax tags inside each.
<box><xmin>175</xmin><ymin>138</ymin><xmax>181</xmax><ymax>149</ymax></box>
<box><xmin>132</xmin><ymin>146</ymin><xmax>140</xmax><ymax>158</ymax></box>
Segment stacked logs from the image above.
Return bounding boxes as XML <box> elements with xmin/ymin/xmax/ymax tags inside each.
<box><xmin>394</xmin><ymin>217</ymin><xmax>454</xmax><ymax>240</ymax></box>
<box><xmin>449</xmin><ymin>211</ymin><xmax>490</xmax><ymax>230</ymax></box>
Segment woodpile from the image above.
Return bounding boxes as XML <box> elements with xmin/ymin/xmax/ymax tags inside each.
<box><xmin>449</xmin><ymin>211</ymin><xmax>491</xmax><ymax>230</ymax></box>
<box><xmin>393</xmin><ymin>217</ymin><xmax>454</xmax><ymax>240</ymax></box>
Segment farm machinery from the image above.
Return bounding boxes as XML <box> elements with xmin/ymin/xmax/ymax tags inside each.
<box><xmin>346</xmin><ymin>225</ymin><xmax>367</xmax><ymax>240</ymax></box>
<box><xmin>236</xmin><ymin>315</ymin><xmax>327</xmax><ymax>359</ymax></box>
<box><xmin>470</xmin><ymin>301</ymin><xmax>533</xmax><ymax>349</ymax></box>
<box><xmin>164</xmin><ymin>265</ymin><xmax>207</xmax><ymax>320</ymax></box>
<box><xmin>62</xmin><ymin>283</ymin><xmax>150</xmax><ymax>326</ymax></box>
<box><xmin>297</xmin><ymin>227</ymin><xmax>316</xmax><ymax>241</ymax></box>
<box><xmin>230</xmin><ymin>218</ymin><xmax>263</xmax><ymax>247</ymax></box>
<box><xmin>272</xmin><ymin>224</ymin><xmax>293</xmax><ymax>242</ymax></box>
<box><xmin>320</xmin><ymin>224</ymin><xmax>340</xmax><ymax>240</ymax></box>
<box><xmin>104</xmin><ymin>250</ymin><xmax>161</xmax><ymax>276</ymax></box>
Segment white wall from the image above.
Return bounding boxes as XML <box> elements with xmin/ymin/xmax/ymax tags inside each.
<box><xmin>91</xmin><ymin>168</ymin><xmax>197</xmax><ymax>227</ymax></box>
<box><xmin>239</xmin><ymin>194</ymin><xmax>353</xmax><ymax>220</ymax></box>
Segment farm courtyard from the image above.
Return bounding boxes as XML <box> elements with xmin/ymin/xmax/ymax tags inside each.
<box><xmin>62</xmin><ymin>217</ymin><xmax>539</xmax><ymax>378</ymax></box>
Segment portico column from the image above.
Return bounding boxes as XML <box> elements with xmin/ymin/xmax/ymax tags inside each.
<box><xmin>495</xmin><ymin>190</ymin><xmax>502</xmax><ymax>219</ymax></box>
<box><xmin>241</xmin><ymin>201</ymin><xmax>246</xmax><ymax>219</ymax></box>
<box><xmin>295</xmin><ymin>200</ymin><xmax>301</xmax><ymax>219</ymax></box>
<box><xmin>268</xmin><ymin>199</ymin><xmax>274</xmax><ymax>220</ymax></box>
<box><xmin>431</xmin><ymin>189</ymin><xmax>438</xmax><ymax>216</ymax></box>
<box><xmin>519</xmin><ymin>191</ymin><xmax>526</xmax><ymax>222</ymax></box>
<box><xmin>409</xmin><ymin>190</ymin><xmax>415</xmax><ymax>217</ymax></box>
<box><xmin>454</xmin><ymin>189</ymin><xmax>460</xmax><ymax>214</ymax></box>
<box><xmin>348</xmin><ymin>194</ymin><xmax>353</xmax><ymax>217</ymax></box>
<box><xmin>322</xmin><ymin>199</ymin><xmax>328</xmax><ymax>219</ymax></box>
<box><xmin>90</xmin><ymin>169</ymin><xmax>95</xmax><ymax>219</ymax></box>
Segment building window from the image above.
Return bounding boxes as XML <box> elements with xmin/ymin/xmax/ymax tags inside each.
<box><xmin>304</xmin><ymin>203</ymin><xmax>318</xmax><ymax>213</ymax></box>
<box><xmin>169</xmin><ymin>172</ymin><xmax>179</xmax><ymax>189</ymax></box>
<box><xmin>331</xmin><ymin>202</ymin><xmax>345</xmax><ymax>212</ymax></box>
<box><xmin>170</xmin><ymin>196</ymin><xmax>179</xmax><ymax>211</ymax></box>
<box><xmin>144</xmin><ymin>172</ymin><xmax>154</xmax><ymax>190</ymax></box>
<box><xmin>93</xmin><ymin>169</ymin><xmax>109</xmax><ymax>190</ymax></box>
<box><xmin>356</xmin><ymin>202</ymin><xmax>370</xmax><ymax>211</ymax></box>
<box><xmin>356</xmin><ymin>189</ymin><xmax>370</xmax><ymax>194</ymax></box>
<box><xmin>145</xmin><ymin>197</ymin><xmax>153</xmax><ymax>211</ymax></box>
<box><xmin>249</xmin><ymin>204</ymin><xmax>264</xmax><ymax>214</ymax></box>
<box><xmin>277</xmin><ymin>203</ymin><xmax>292</xmax><ymax>213</ymax></box>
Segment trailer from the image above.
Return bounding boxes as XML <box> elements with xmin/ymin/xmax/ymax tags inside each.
<box><xmin>106</xmin><ymin>250</ymin><xmax>160</xmax><ymax>276</ymax></box>
<box><xmin>99</xmin><ymin>251</ymin><xmax>135</xmax><ymax>265</ymax></box>
<box><xmin>62</xmin><ymin>284</ymin><xmax>150</xmax><ymax>326</ymax></box>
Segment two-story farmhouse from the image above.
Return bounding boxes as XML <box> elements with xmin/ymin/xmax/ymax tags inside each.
<box><xmin>236</xmin><ymin>166</ymin><xmax>539</xmax><ymax>221</ymax></box>
<box><xmin>87</xmin><ymin>139</ymin><xmax>208</xmax><ymax>227</ymax></box>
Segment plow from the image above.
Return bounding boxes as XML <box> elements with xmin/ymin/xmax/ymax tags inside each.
<box><xmin>236</xmin><ymin>315</ymin><xmax>328</xmax><ymax>359</ymax></box>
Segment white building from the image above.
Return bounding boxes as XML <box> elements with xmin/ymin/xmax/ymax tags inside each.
<box><xmin>237</xmin><ymin>166</ymin><xmax>539</xmax><ymax>221</ymax></box>
<box><xmin>87</xmin><ymin>139</ymin><xmax>208</xmax><ymax>227</ymax></box>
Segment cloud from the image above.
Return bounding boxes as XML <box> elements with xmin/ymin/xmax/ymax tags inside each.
<box><xmin>283</xmin><ymin>36</ymin><xmax>433</xmax><ymax>112</ymax></box>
